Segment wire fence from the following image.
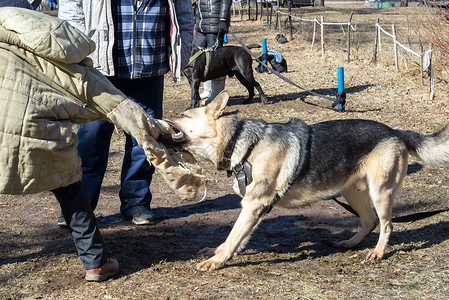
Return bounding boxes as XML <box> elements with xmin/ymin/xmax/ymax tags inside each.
<box><xmin>233</xmin><ymin>4</ymin><xmax>434</xmax><ymax>98</ymax></box>
<box><xmin>373</xmin><ymin>19</ymin><xmax>434</xmax><ymax>99</ymax></box>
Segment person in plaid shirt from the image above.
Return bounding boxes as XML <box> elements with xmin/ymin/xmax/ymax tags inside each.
<box><xmin>58</xmin><ymin>0</ymin><xmax>193</xmax><ymax>226</ymax></box>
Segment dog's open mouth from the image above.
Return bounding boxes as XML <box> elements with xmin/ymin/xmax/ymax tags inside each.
<box><xmin>158</xmin><ymin>120</ymin><xmax>187</xmax><ymax>145</ymax></box>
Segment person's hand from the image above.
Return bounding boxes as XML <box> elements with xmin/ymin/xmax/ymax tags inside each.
<box><xmin>218</xmin><ymin>20</ymin><xmax>228</xmax><ymax>34</ymax></box>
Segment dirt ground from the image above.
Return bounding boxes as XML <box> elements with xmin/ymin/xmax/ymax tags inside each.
<box><xmin>1</xmin><ymin>6</ymin><xmax>449</xmax><ymax>300</ymax></box>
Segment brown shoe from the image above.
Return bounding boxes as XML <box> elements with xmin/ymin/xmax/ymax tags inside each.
<box><xmin>85</xmin><ymin>258</ymin><xmax>119</xmax><ymax>282</ymax></box>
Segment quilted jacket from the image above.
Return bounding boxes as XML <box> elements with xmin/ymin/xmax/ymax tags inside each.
<box><xmin>195</xmin><ymin>0</ymin><xmax>232</xmax><ymax>34</ymax></box>
<box><xmin>0</xmin><ymin>8</ymin><xmax>201</xmax><ymax>199</ymax></box>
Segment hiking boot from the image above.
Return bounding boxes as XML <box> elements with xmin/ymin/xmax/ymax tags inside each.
<box><xmin>131</xmin><ymin>211</ymin><xmax>155</xmax><ymax>225</ymax></box>
<box><xmin>85</xmin><ymin>258</ymin><xmax>119</xmax><ymax>282</ymax></box>
<box><xmin>56</xmin><ymin>214</ymin><xmax>68</xmax><ymax>228</ymax></box>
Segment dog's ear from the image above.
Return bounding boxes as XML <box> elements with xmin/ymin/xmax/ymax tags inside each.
<box><xmin>206</xmin><ymin>90</ymin><xmax>229</xmax><ymax>119</ymax></box>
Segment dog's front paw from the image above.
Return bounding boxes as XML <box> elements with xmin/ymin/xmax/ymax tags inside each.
<box><xmin>196</xmin><ymin>258</ymin><xmax>223</xmax><ymax>272</ymax></box>
<box><xmin>197</xmin><ymin>247</ymin><xmax>216</xmax><ymax>257</ymax></box>
<box><xmin>365</xmin><ymin>250</ymin><xmax>384</xmax><ymax>261</ymax></box>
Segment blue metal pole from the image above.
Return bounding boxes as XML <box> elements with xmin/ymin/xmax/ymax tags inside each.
<box><xmin>262</xmin><ymin>39</ymin><xmax>267</xmax><ymax>64</ymax></box>
<box><xmin>338</xmin><ymin>67</ymin><xmax>344</xmax><ymax>93</ymax></box>
<box><xmin>337</xmin><ymin>67</ymin><xmax>345</xmax><ymax>112</ymax></box>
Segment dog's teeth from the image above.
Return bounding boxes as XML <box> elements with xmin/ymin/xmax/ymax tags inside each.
<box><xmin>172</xmin><ymin>132</ymin><xmax>184</xmax><ymax>140</ymax></box>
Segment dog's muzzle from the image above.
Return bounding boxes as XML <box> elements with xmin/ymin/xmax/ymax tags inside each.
<box><xmin>158</xmin><ymin>120</ymin><xmax>187</xmax><ymax>146</ymax></box>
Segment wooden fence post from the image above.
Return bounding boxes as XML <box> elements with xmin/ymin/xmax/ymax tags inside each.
<box><xmin>311</xmin><ymin>18</ymin><xmax>317</xmax><ymax>51</ymax></box>
<box><xmin>274</xmin><ymin>7</ymin><xmax>278</xmax><ymax>30</ymax></box>
<box><xmin>378</xmin><ymin>20</ymin><xmax>382</xmax><ymax>52</ymax></box>
<box><xmin>392</xmin><ymin>24</ymin><xmax>399</xmax><ymax>71</ymax></box>
<box><xmin>372</xmin><ymin>17</ymin><xmax>379</xmax><ymax>63</ymax></box>
<box><xmin>420</xmin><ymin>54</ymin><xmax>424</xmax><ymax>86</ymax></box>
<box><xmin>269</xmin><ymin>4</ymin><xmax>273</xmax><ymax>29</ymax></box>
<box><xmin>321</xmin><ymin>16</ymin><xmax>325</xmax><ymax>58</ymax></box>
<box><xmin>255</xmin><ymin>0</ymin><xmax>258</xmax><ymax>20</ymax></box>
<box><xmin>347</xmin><ymin>12</ymin><xmax>353</xmax><ymax>63</ymax></box>
<box><xmin>429</xmin><ymin>44</ymin><xmax>434</xmax><ymax>100</ymax></box>
<box><xmin>289</xmin><ymin>0</ymin><xmax>293</xmax><ymax>40</ymax></box>
<box><xmin>277</xmin><ymin>0</ymin><xmax>282</xmax><ymax>32</ymax></box>
<box><xmin>239</xmin><ymin>0</ymin><xmax>243</xmax><ymax>21</ymax></box>
<box><xmin>266</xmin><ymin>1</ymin><xmax>270</xmax><ymax>22</ymax></box>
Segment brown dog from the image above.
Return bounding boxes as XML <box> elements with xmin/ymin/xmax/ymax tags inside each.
<box><xmin>165</xmin><ymin>91</ymin><xmax>449</xmax><ymax>271</ymax></box>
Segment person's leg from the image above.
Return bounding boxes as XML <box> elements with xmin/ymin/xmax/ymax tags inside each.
<box><xmin>205</xmin><ymin>33</ymin><xmax>226</xmax><ymax>102</ymax></box>
<box><xmin>119</xmin><ymin>133</ymin><xmax>154</xmax><ymax>223</ymax></box>
<box><xmin>205</xmin><ymin>33</ymin><xmax>221</xmax><ymax>49</ymax></box>
<box><xmin>57</xmin><ymin>121</ymin><xmax>114</xmax><ymax>227</ymax></box>
<box><xmin>209</xmin><ymin>77</ymin><xmax>226</xmax><ymax>102</ymax></box>
<box><xmin>111</xmin><ymin>76</ymin><xmax>164</xmax><ymax>224</ymax></box>
<box><xmin>193</xmin><ymin>31</ymin><xmax>213</xmax><ymax>100</ymax></box>
<box><xmin>200</xmin><ymin>79</ymin><xmax>212</xmax><ymax>100</ymax></box>
<box><xmin>193</xmin><ymin>30</ymin><xmax>208</xmax><ymax>49</ymax></box>
<box><xmin>51</xmin><ymin>181</ymin><xmax>118</xmax><ymax>281</ymax></box>
<box><xmin>77</xmin><ymin>121</ymin><xmax>115</xmax><ymax>210</ymax></box>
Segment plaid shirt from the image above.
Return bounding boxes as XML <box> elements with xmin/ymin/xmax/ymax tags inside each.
<box><xmin>112</xmin><ymin>0</ymin><xmax>169</xmax><ymax>79</ymax></box>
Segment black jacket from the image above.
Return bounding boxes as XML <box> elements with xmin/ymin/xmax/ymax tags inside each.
<box><xmin>195</xmin><ymin>0</ymin><xmax>232</xmax><ymax>34</ymax></box>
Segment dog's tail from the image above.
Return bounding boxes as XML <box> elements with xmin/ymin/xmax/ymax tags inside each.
<box><xmin>397</xmin><ymin>123</ymin><xmax>449</xmax><ymax>165</ymax></box>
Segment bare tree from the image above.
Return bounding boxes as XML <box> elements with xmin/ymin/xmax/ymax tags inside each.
<box><xmin>418</xmin><ymin>1</ymin><xmax>449</xmax><ymax>78</ymax></box>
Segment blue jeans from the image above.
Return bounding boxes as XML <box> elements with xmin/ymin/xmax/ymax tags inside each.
<box><xmin>77</xmin><ymin>76</ymin><xmax>164</xmax><ymax>217</ymax></box>
<box><xmin>52</xmin><ymin>181</ymin><xmax>107</xmax><ymax>270</ymax></box>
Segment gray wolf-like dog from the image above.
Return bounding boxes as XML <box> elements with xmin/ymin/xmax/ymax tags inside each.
<box><xmin>164</xmin><ymin>91</ymin><xmax>449</xmax><ymax>271</ymax></box>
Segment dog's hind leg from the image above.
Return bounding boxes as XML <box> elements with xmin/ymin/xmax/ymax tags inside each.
<box><xmin>336</xmin><ymin>186</ymin><xmax>378</xmax><ymax>249</ymax></box>
<box><xmin>236</xmin><ymin>72</ymin><xmax>268</xmax><ymax>104</ymax></box>
<box><xmin>364</xmin><ymin>142</ymin><xmax>408</xmax><ymax>261</ymax></box>
<box><xmin>234</xmin><ymin>73</ymin><xmax>255</xmax><ymax>104</ymax></box>
<box><xmin>255</xmin><ymin>84</ymin><xmax>268</xmax><ymax>104</ymax></box>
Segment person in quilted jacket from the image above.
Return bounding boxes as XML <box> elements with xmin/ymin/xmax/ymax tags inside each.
<box><xmin>0</xmin><ymin>6</ymin><xmax>200</xmax><ymax>282</ymax></box>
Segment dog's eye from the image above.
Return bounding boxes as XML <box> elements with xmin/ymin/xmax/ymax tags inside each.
<box><xmin>179</xmin><ymin>113</ymin><xmax>189</xmax><ymax>118</ymax></box>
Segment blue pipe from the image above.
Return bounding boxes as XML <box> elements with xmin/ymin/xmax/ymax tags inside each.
<box><xmin>337</xmin><ymin>67</ymin><xmax>345</xmax><ymax>112</ymax></box>
<box><xmin>338</xmin><ymin>67</ymin><xmax>344</xmax><ymax>93</ymax></box>
<box><xmin>262</xmin><ymin>39</ymin><xmax>267</xmax><ymax>64</ymax></box>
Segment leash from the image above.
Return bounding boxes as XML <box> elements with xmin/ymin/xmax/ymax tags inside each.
<box><xmin>332</xmin><ymin>196</ymin><xmax>449</xmax><ymax>223</ymax></box>
<box><xmin>227</xmin><ymin>30</ymin><xmax>345</xmax><ymax>110</ymax></box>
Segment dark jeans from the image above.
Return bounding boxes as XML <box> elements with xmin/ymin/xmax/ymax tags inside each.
<box><xmin>52</xmin><ymin>181</ymin><xmax>107</xmax><ymax>270</ymax></box>
<box><xmin>77</xmin><ymin>76</ymin><xmax>164</xmax><ymax>217</ymax></box>
<box><xmin>193</xmin><ymin>30</ymin><xmax>223</xmax><ymax>49</ymax></box>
